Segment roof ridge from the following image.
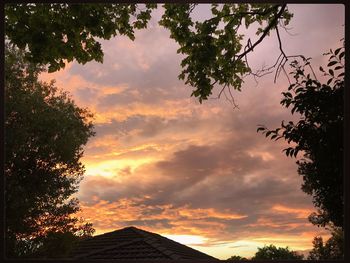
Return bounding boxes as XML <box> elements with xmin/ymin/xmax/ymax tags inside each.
<box><xmin>128</xmin><ymin>226</ymin><xmax>157</xmax><ymax>238</ymax></box>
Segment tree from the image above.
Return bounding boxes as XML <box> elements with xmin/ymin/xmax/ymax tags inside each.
<box><xmin>5</xmin><ymin>3</ymin><xmax>157</xmax><ymax>72</ymax></box>
<box><xmin>251</xmin><ymin>245</ymin><xmax>303</xmax><ymax>260</ymax></box>
<box><xmin>227</xmin><ymin>255</ymin><xmax>248</xmax><ymax>261</ymax></box>
<box><xmin>5</xmin><ymin>44</ymin><xmax>95</xmax><ymax>258</ymax></box>
<box><xmin>5</xmin><ymin>3</ymin><xmax>293</xmax><ymax>102</ymax></box>
<box><xmin>159</xmin><ymin>4</ymin><xmax>292</xmax><ymax>102</ymax></box>
<box><xmin>308</xmin><ymin>227</ymin><xmax>343</xmax><ymax>260</ymax></box>
<box><xmin>257</xmin><ymin>44</ymin><xmax>344</xmax><ymax>228</ymax></box>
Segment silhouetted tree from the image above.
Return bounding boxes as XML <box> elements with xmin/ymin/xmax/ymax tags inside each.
<box><xmin>251</xmin><ymin>245</ymin><xmax>303</xmax><ymax>260</ymax></box>
<box><xmin>5</xmin><ymin>4</ymin><xmax>157</xmax><ymax>72</ymax></box>
<box><xmin>308</xmin><ymin>227</ymin><xmax>343</xmax><ymax>260</ymax></box>
<box><xmin>5</xmin><ymin>44</ymin><xmax>95</xmax><ymax>258</ymax></box>
<box><xmin>258</xmin><ymin>44</ymin><xmax>344</xmax><ymax>228</ymax></box>
<box><xmin>227</xmin><ymin>255</ymin><xmax>248</xmax><ymax>261</ymax></box>
<box><xmin>5</xmin><ymin>3</ymin><xmax>293</xmax><ymax>102</ymax></box>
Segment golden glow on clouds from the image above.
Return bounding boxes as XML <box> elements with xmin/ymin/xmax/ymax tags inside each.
<box><xmin>92</xmin><ymin>100</ymin><xmax>195</xmax><ymax>123</ymax></box>
<box><xmin>41</xmin><ymin>59</ymin><xmax>330</xmax><ymax>261</ymax></box>
<box><xmin>248</xmin><ymin>150</ymin><xmax>275</xmax><ymax>161</ymax></box>
<box><xmin>78</xmin><ymin>199</ymin><xmax>246</xmax><ymax>227</ymax></box>
<box><xmin>163</xmin><ymin>234</ymin><xmax>208</xmax><ymax>245</ymax></box>
<box><xmin>248</xmin><ymin>217</ymin><xmax>310</xmax><ymax>229</ymax></box>
<box><xmin>76</xmin><ymin>196</ymin><xmax>325</xmax><ymax>259</ymax></box>
<box><xmin>84</xmin><ymin>158</ymin><xmax>155</xmax><ymax>178</ymax></box>
<box><xmin>177</xmin><ymin>205</ymin><xmax>247</xmax><ymax>220</ymax></box>
<box><xmin>271</xmin><ymin>204</ymin><xmax>313</xmax><ymax>219</ymax></box>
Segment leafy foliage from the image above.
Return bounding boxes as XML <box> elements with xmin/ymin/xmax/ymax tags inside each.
<box><xmin>5</xmin><ymin>44</ymin><xmax>95</xmax><ymax>258</ymax></box>
<box><xmin>257</xmin><ymin>45</ymin><xmax>344</xmax><ymax>228</ymax></box>
<box><xmin>308</xmin><ymin>227</ymin><xmax>343</xmax><ymax>260</ymax></box>
<box><xmin>251</xmin><ymin>244</ymin><xmax>303</xmax><ymax>260</ymax></box>
<box><xmin>5</xmin><ymin>3</ymin><xmax>292</xmax><ymax>102</ymax></box>
<box><xmin>160</xmin><ymin>4</ymin><xmax>292</xmax><ymax>102</ymax></box>
<box><xmin>5</xmin><ymin>3</ymin><xmax>157</xmax><ymax>72</ymax></box>
<box><xmin>227</xmin><ymin>255</ymin><xmax>248</xmax><ymax>261</ymax></box>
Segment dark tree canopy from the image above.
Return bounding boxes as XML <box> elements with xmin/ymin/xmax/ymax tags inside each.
<box><xmin>227</xmin><ymin>255</ymin><xmax>248</xmax><ymax>261</ymax></box>
<box><xmin>251</xmin><ymin>245</ymin><xmax>303</xmax><ymax>260</ymax></box>
<box><xmin>258</xmin><ymin>45</ymin><xmax>344</xmax><ymax>228</ymax></box>
<box><xmin>5</xmin><ymin>3</ymin><xmax>157</xmax><ymax>72</ymax></box>
<box><xmin>308</xmin><ymin>227</ymin><xmax>343</xmax><ymax>260</ymax></box>
<box><xmin>5</xmin><ymin>3</ymin><xmax>293</xmax><ymax>102</ymax></box>
<box><xmin>5</xmin><ymin>44</ymin><xmax>95</xmax><ymax>258</ymax></box>
<box><xmin>159</xmin><ymin>4</ymin><xmax>292</xmax><ymax>102</ymax></box>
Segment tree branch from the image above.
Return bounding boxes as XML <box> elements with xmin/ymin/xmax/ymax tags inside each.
<box><xmin>237</xmin><ymin>4</ymin><xmax>287</xmax><ymax>60</ymax></box>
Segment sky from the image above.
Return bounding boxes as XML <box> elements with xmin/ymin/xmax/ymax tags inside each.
<box><xmin>39</xmin><ymin>4</ymin><xmax>344</xmax><ymax>260</ymax></box>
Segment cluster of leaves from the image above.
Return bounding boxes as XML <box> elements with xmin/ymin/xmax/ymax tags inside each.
<box><xmin>159</xmin><ymin>4</ymin><xmax>292</xmax><ymax>102</ymax></box>
<box><xmin>251</xmin><ymin>245</ymin><xmax>304</xmax><ymax>260</ymax></box>
<box><xmin>308</xmin><ymin>227</ymin><xmax>343</xmax><ymax>260</ymax></box>
<box><xmin>227</xmin><ymin>255</ymin><xmax>248</xmax><ymax>261</ymax></box>
<box><xmin>5</xmin><ymin>44</ymin><xmax>95</xmax><ymax>258</ymax></box>
<box><xmin>227</xmin><ymin>245</ymin><xmax>303</xmax><ymax>260</ymax></box>
<box><xmin>5</xmin><ymin>3</ymin><xmax>157</xmax><ymax>72</ymax></box>
<box><xmin>257</xmin><ymin>45</ymin><xmax>344</xmax><ymax>228</ymax></box>
<box><xmin>5</xmin><ymin>3</ymin><xmax>292</xmax><ymax>103</ymax></box>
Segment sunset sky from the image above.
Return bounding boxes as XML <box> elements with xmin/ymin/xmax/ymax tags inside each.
<box><xmin>39</xmin><ymin>4</ymin><xmax>344</xmax><ymax>259</ymax></box>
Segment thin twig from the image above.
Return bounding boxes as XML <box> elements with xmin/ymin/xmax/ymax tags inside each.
<box><xmin>237</xmin><ymin>4</ymin><xmax>287</xmax><ymax>60</ymax></box>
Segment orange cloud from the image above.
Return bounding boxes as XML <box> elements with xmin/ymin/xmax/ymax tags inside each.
<box><xmin>77</xmin><ymin>198</ymin><xmax>246</xmax><ymax>237</ymax></box>
<box><xmin>271</xmin><ymin>204</ymin><xmax>314</xmax><ymax>219</ymax></box>
<box><xmin>76</xmin><ymin>196</ymin><xmax>328</xmax><ymax>260</ymax></box>
<box><xmin>248</xmin><ymin>217</ymin><xmax>310</xmax><ymax>230</ymax></box>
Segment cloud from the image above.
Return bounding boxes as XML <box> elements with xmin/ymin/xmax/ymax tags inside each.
<box><xmin>38</xmin><ymin>4</ymin><xmax>345</xmax><ymax>259</ymax></box>
<box><xmin>75</xmin><ymin>83</ymin><xmax>320</xmax><ymax>247</ymax></box>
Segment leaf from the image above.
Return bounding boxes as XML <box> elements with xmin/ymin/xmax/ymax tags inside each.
<box><xmin>257</xmin><ymin>126</ymin><xmax>265</xmax><ymax>132</ymax></box>
<box><xmin>296</xmin><ymin>87</ymin><xmax>304</xmax><ymax>94</ymax></box>
<box><xmin>337</xmin><ymin>72</ymin><xmax>344</xmax><ymax>78</ymax></box>
<box><xmin>328</xmin><ymin>69</ymin><xmax>334</xmax><ymax>76</ymax></box>
<box><xmin>282</xmin><ymin>92</ymin><xmax>292</xmax><ymax>98</ymax></box>
<box><xmin>334</xmin><ymin>47</ymin><xmax>341</xmax><ymax>55</ymax></box>
<box><xmin>289</xmin><ymin>149</ymin><xmax>294</xmax><ymax>157</ymax></box>
<box><xmin>294</xmin><ymin>149</ymin><xmax>298</xmax><ymax>157</ymax></box>
<box><xmin>327</xmin><ymin>61</ymin><xmax>337</xmax><ymax>67</ymax></box>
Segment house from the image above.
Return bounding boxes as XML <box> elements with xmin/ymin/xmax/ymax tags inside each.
<box><xmin>70</xmin><ymin>226</ymin><xmax>219</xmax><ymax>260</ymax></box>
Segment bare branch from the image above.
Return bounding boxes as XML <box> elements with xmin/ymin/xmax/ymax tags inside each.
<box><xmin>237</xmin><ymin>4</ymin><xmax>287</xmax><ymax>60</ymax></box>
<box><xmin>227</xmin><ymin>85</ymin><xmax>239</xmax><ymax>109</ymax></box>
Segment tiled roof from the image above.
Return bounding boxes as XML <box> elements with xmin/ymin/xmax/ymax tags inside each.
<box><xmin>70</xmin><ymin>226</ymin><xmax>218</xmax><ymax>260</ymax></box>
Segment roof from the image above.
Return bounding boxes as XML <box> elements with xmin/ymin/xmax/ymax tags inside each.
<box><xmin>70</xmin><ymin>226</ymin><xmax>219</xmax><ymax>260</ymax></box>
